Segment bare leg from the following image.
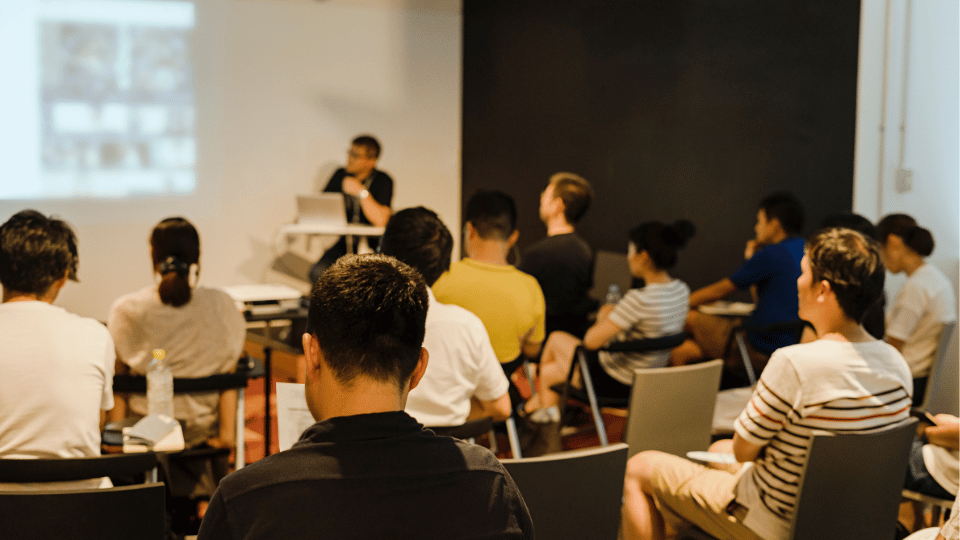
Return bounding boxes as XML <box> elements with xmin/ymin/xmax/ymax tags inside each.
<box><xmin>622</xmin><ymin>451</ymin><xmax>666</xmax><ymax>540</ymax></box>
<box><xmin>527</xmin><ymin>331</ymin><xmax>582</xmax><ymax>412</ymax></box>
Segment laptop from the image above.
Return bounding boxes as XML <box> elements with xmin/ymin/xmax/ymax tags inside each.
<box><xmin>296</xmin><ymin>194</ymin><xmax>348</xmax><ymax>227</ymax></box>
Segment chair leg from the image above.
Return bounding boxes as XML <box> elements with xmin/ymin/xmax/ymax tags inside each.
<box><xmin>505</xmin><ymin>417</ymin><xmax>523</xmax><ymax>458</ymax></box>
<box><xmin>735</xmin><ymin>332</ymin><xmax>757</xmax><ymax>386</ymax></box>
<box><xmin>577</xmin><ymin>353</ymin><xmax>608</xmax><ymax>446</ymax></box>
<box><xmin>488</xmin><ymin>429</ymin><xmax>499</xmax><ymax>454</ymax></box>
<box><xmin>235</xmin><ymin>388</ymin><xmax>245</xmax><ymax>469</ymax></box>
<box><xmin>523</xmin><ymin>360</ymin><xmax>538</xmax><ymax>400</ymax></box>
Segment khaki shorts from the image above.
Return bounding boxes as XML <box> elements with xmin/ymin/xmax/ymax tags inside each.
<box><xmin>645</xmin><ymin>452</ymin><xmax>765</xmax><ymax>540</ymax></box>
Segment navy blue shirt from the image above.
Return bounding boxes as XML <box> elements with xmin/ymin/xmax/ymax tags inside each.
<box><xmin>729</xmin><ymin>237</ymin><xmax>804</xmax><ymax>354</ymax></box>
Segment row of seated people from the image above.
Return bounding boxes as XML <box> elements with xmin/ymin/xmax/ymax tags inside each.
<box><xmin>0</xmin><ymin>182</ymin><xmax>955</xmax><ymax>538</ymax></box>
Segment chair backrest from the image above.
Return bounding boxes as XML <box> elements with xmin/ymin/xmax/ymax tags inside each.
<box><xmin>112</xmin><ymin>355</ymin><xmax>264</xmax><ymax>394</ymax></box>
<box><xmin>500</xmin><ymin>443</ymin><xmax>628</xmax><ymax>540</ymax></box>
<box><xmin>789</xmin><ymin>418</ymin><xmax>917</xmax><ymax>540</ymax></box>
<box><xmin>624</xmin><ymin>359</ymin><xmax>723</xmax><ymax>458</ymax></box>
<box><xmin>921</xmin><ymin>320</ymin><xmax>957</xmax><ymax>411</ymax></box>
<box><xmin>0</xmin><ymin>483</ymin><xmax>166</xmax><ymax>540</ymax></box>
<box><xmin>0</xmin><ymin>452</ymin><xmax>159</xmax><ymax>483</ymax></box>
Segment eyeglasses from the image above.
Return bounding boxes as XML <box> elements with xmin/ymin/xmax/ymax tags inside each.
<box><xmin>347</xmin><ymin>150</ymin><xmax>372</xmax><ymax>160</ymax></box>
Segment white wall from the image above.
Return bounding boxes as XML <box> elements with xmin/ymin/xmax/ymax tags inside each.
<box><xmin>855</xmin><ymin>0</ymin><xmax>959</xmax><ymax>414</ymax></box>
<box><xmin>0</xmin><ymin>0</ymin><xmax>463</xmax><ymax>320</ymax></box>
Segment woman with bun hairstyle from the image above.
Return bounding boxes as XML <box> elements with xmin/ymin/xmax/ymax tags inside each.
<box><xmin>108</xmin><ymin>217</ymin><xmax>246</xmax><ymax>455</ymax></box>
<box><xmin>519</xmin><ymin>220</ymin><xmax>695</xmax><ymax>454</ymax></box>
<box><xmin>876</xmin><ymin>214</ymin><xmax>956</xmax><ymax>405</ymax></box>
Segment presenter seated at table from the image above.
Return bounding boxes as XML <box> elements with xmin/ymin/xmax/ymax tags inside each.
<box><xmin>308</xmin><ymin>134</ymin><xmax>393</xmax><ymax>283</ymax></box>
<box><xmin>108</xmin><ymin>217</ymin><xmax>246</xmax><ymax>499</ymax></box>
<box><xmin>876</xmin><ymin>213</ymin><xmax>957</xmax><ymax>406</ymax></box>
<box><xmin>0</xmin><ymin>210</ymin><xmax>115</xmax><ymax>491</ymax></box>
<box><xmin>671</xmin><ymin>192</ymin><xmax>805</xmax><ymax>369</ymax></box>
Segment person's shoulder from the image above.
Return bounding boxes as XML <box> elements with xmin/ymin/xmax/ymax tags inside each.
<box><xmin>430</xmin><ymin>299</ymin><xmax>486</xmax><ymax>328</ymax></box>
<box><xmin>373</xmin><ymin>168</ymin><xmax>394</xmax><ymax>182</ymax></box>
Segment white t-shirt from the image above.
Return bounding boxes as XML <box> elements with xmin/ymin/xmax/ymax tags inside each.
<box><xmin>924</xmin><ymin>414</ymin><xmax>960</xmax><ymax>497</ymax></box>
<box><xmin>733</xmin><ymin>339</ymin><xmax>913</xmax><ymax>540</ymax></box>
<box><xmin>886</xmin><ymin>264</ymin><xmax>957</xmax><ymax>377</ymax></box>
<box><xmin>108</xmin><ymin>285</ymin><xmax>246</xmax><ymax>447</ymax></box>
<box><xmin>405</xmin><ymin>289</ymin><xmax>510</xmax><ymax>427</ymax></box>
<box><xmin>0</xmin><ymin>301</ymin><xmax>115</xmax><ymax>489</ymax></box>
<box><xmin>599</xmin><ymin>279</ymin><xmax>690</xmax><ymax>384</ymax></box>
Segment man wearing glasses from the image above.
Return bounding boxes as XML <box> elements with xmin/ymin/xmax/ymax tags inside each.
<box><xmin>309</xmin><ymin>134</ymin><xmax>394</xmax><ymax>283</ymax></box>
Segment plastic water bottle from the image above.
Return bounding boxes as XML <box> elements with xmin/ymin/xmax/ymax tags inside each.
<box><xmin>605</xmin><ymin>284</ymin><xmax>622</xmax><ymax>305</ymax></box>
<box><xmin>147</xmin><ymin>348</ymin><xmax>174</xmax><ymax>418</ymax></box>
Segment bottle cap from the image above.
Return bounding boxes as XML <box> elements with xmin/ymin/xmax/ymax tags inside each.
<box><xmin>153</xmin><ymin>349</ymin><xmax>166</xmax><ymax>361</ymax></box>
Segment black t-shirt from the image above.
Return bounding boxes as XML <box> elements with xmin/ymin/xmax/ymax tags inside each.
<box><xmin>519</xmin><ymin>233</ymin><xmax>594</xmax><ymax>318</ymax></box>
<box><xmin>323</xmin><ymin>167</ymin><xmax>394</xmax><ymax>225</ymax></box>
<box><xmin>198</xmin><ymin>412</ymin><xmax>533</xmax><ymax>540</ymax></box>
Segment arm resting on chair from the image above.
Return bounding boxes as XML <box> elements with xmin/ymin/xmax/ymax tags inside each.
<box><xmin>689</xmin><ymin>278</ymin><xmax>736</xmax><ymax>308</ymax></box>
<box><xmin>467</xmin><ymin>393</ymin><xmax>512</xmax><ymax>422</ymax></box>
<box><xmin>925</xmin><ymin>416</ymin><xmax>960</xmax><ymax>450</ymax></box>
<box><xmin>208</xmin><ymin>389</ymin><xmax>238</xmax><ymax>450</ymax></box>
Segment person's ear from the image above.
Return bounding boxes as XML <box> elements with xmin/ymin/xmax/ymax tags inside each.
<box><xmin>817</xmin><ymin>280</ymin><xmax>832</xmax><ymax>302</ymax></box>
<box><xmin>302</xmin><ymin>333</ymin><xmax>322</xmax><ymax>381</ymax></box>
<box><xmin>508</xmin><ymin>229</ymin><xmax>520</xmax><ymax>247</ymax></box>
<box><xmin>407</xmin><ymin>348</ymin><xmax>430</xmax><ymax>391</ymax></box>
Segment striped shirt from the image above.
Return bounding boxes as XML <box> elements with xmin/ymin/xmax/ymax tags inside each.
<box><xmin>599</xmin><ymin>279</ymin><xmax>690</xmax><ymax>384</ymax></box>
<box><xmin>733</xmin><ymin>339</ymin><xmax>913</xmax><ymax>540</ymax></box>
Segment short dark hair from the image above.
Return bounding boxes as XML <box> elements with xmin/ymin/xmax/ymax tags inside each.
<box><xmin>465</xmin><ymin>190</ymin><xmax>517</xmax><ymax>241</ymax></box>
<box><xmin>759</xmin><ymin>192</ymin><xmax>804</xmax><ymax>236</ymax></box>
<box><xmin>0</xmin><ymin>210</ymin><xmax>78</xmax><ymax>296</ymax></box>
<box><xmin>549</xmin><ymin>172</ymin><xmax>593</xmax><ymax>224</ymax></box>
<box><xmin>876</xmin><ymin>213</ymin><xmax>935</xmax><ymax>257</ymax></box>
<box><xmin>817</xmin><ymin>212</ymin><xmax>876</xmax><ymax>239</ymax></box>
<box><xmin>807</xmin><ymin>228</ymin><xmax>885</xmax><ymax>323</ymax></box>
<box><xmin>379</xmin><ymin>207</ymin><xmax>452</xmax><ymax>287</ymax></box>
<box><xmin>628</xmin><ymin>219</ymin><xmax>696</xmax><ymax>270</ymax></box>
<box><xmin>151</xmin><ymin>217</ymin><xmax>200</xmax><ymax>307</ymax></box>
<box><xmin>306</xmin><ymin>254</ymin><xmax>428</xmax><ymax>389</ymax></box>
<box><xmin>352</xmin><ymin>135</ymin><xmax>381</xmax><ymax>159</ymax></box>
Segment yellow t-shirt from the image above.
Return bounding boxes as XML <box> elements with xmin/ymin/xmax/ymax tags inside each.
<box><xmin>433</xmin><ymin>259</ymin><xmax>546</xmax><ymax>364</ymax></box>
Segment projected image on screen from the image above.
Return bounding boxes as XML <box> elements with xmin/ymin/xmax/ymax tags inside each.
<box><xmin>1</xmin><ymin>0</ymin><xmax>195</xmax><ymax>200</ymax></box>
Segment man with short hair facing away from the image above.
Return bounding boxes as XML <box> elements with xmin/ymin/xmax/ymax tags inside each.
<box><xmin>0</xmin><ymin>210</ymin><xmax>115</xmax><ymax>490</ymax></box>
<box><xmin>671</xmin><ymin>192</ymin><xmax>805</xmax><ymax>368</ymax></box>
<box><xmin>309</xmin><ymin>134</ymin><xmax>394</xmax><ymax>283</ymax></box>
<box><xmin>433</xmin><ymin>191</ymin><xmax>547</xmax><ymax>379</ymax></box>
<box><xmin>519</xmin><ymin>172</ymin><xmax>595</xmax><ymax>338</ymax></box>
<box><xmin>379</xmin><ymin>206</ymin><xmax>512</xmax><ymax>427</ymax></box>
<box><xmin>621</xmin><ymin>228</ymin><xmax>912</xmax><ymax>540</ymax></box>
<box><xmin>198</xmin><ymin>255</ymin><xmax>533</xmax><ymax>539</ymax></box>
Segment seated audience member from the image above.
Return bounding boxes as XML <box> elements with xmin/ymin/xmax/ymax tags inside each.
<box><xmin>622</xmin><ymin>228</ymin><xmax>912</xmax><ymax>540</ymax></box>
<box><xmin>519</xmin><ymin>220</ymin><xmax>695</xmax><ymax>455</ymax></box>
<box><xmin>198</xmin><ymin>255</ymin><xmax>533</xmax><ymax>539</ymax></box>
<box><xmin>0</xmin><ymin>210</ymin><xmax>115</xmax><ymax>489</ymax></box>
<box><xmin>906</xmin><ymin>413</ymin><xmax>959</xmax><ymax>501</ymax></box>
<box><xmin>433</xmin><ymin>190</ymin><xmax>546</xmax><ymax>379</ymax></box>
<box><xmin>805</xmin><ymin>212</ymin><xmax>886</xmax><ymax>340</ymax></box>
<box><xmin>876</xmin><ymin>214</ymin><xmax>957</xmax><ymax>406</ymax></box>
<box><xmin>379</xmin><ymin>206</ymin><xmax>511</xmax><ymax>426</ymax></box>
<box><xmin>519</xmin><ymin>172</ymin><xmax>595</xmax><ymax>338</ymax></box>
<box><xmin>108</xmin><ymin>218</ymin><xmax>245</xmax><ymax>499</ymax></box>
<box><xmin>671</xmin><ymin>192</ymin><xmax>805</xmax><ymax>368</ymax></box>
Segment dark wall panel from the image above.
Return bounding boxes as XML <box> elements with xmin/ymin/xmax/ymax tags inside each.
<box><xmin>463</xmin><ymin>0</ymin><xmax>860</xmax><ymax>290</ymax></box>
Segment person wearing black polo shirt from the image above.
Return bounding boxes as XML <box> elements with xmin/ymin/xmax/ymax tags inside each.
<box><xmin>308</xmin><ymin>134</ymin><xmax>394</xmax><ymax>283</ymax></box>
<box><xmin>199</xmin><ymin>254</ymin><xmax>533</xmax><ymax>540</ymax></box>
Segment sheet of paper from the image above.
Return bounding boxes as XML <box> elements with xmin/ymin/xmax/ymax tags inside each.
<box><xmin>276</xmin><ymin>382</ymin><xmax>316</xmax><ymax>452</ymax></box>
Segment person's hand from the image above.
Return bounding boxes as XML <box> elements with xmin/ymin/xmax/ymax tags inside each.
<box><xmin>744</xmin><ymin>239</ymin><xmax>760</xmax><ymax>259</ymax></box>
<box><xmin>342</xmin><ymin>176</ymin><xmax>363</xmax><ymax>197</ymax></box>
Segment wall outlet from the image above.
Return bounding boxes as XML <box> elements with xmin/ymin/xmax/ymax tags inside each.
<box><xmin>895</xmin><ymin>167</ymin><xmax>913</xmax><ymax>193</ymax></box>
